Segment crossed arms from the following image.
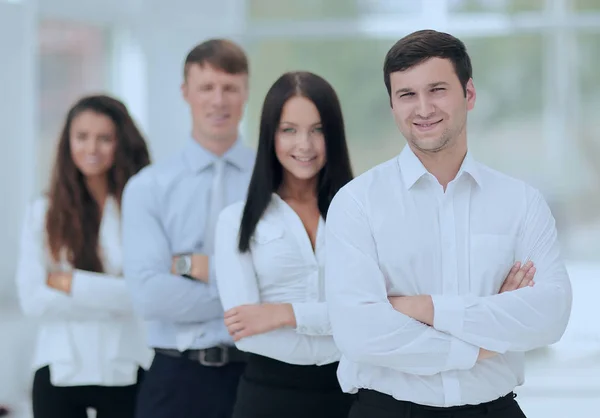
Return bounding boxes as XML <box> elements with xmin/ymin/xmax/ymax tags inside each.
<box><xmin>324</xmin><ymin>189</ymin><xmax>572</xmax><ymax>376</ymax></box>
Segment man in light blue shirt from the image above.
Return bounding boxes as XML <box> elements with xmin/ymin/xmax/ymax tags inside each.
<box><xmin>122</xmin><ymin>39</ymin><xmax>255</xmax><ymax>418</ymax></box>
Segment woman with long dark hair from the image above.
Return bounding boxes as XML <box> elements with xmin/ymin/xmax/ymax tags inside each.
<box><xmin>214</xmin><ymin>71</ymin><xmax>354</xmax><ymax>418</ymax></box>
<box><xmin>15</xmin><ymin>94</ymin><xmax>152</xmax><ymax>418</ymax></box>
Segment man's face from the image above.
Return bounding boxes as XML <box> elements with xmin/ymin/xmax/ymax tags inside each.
<box><xmin>181</xmin><ymin>63</ymin><xmax>248</xmax><ymax>143</ymax></box>
<box><xmin>389</xmin><ymin>57</ymin><xmax>475</xmax><ymax>154</ymax></box>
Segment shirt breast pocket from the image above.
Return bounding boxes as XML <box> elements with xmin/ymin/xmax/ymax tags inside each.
<box><xmin>469</xmin><ymin>233</ymin><xmax>515</xmax><ymax>295</ymax></box>
<box><xmin>252</xmin><ymin>224</ymin><xmax>284</xmax><ymax>245</ymax></box>
<box><xmin>251</xmin><ymin>224</ymin><xmax>288</xmax><ymax>286</ymax></box>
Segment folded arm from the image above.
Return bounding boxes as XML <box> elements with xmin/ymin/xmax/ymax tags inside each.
<box><xmin>45</xmin><ymin>269</ymin><xmax>137</xmax><ymax>315</ymax></box>
<box><xmin>292</xmin><ymin>302</ymin><xmax>332</xmax><ymax>335</ymax></box>
<box><xmin>214</xmin><ymin>208</ymin><xmax>339</xmax><ymax>364</ymax></box>
<box><xmin>431</xmin><ymin>189</ymin><xmax>572</xmax><ymax>353</ymax></box>
<box><xmin>325</xmin><ymin>190</ymin><xmax>480</xmax><ymax>376</ymax></box>
<box><xmin>15</xmin><ymin>201</ymin><xmax>115</xmax><ymax>320</ymax></box>
<box><xmin>121</xmin><ymin>174</ymin><xmax>223</xmax><ymax>324</ymax></box>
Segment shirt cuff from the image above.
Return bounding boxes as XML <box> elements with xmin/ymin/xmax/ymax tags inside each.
<box><xmin>207</xmin><ymin>258</ymin><xmax>220</xmax><ymax>297</ymax></box>
<box><xmin>291</xmin><ymin>303</ymin><xmax>331</xmax><ymax>335</ymax></box>
<box><xmin>432</xmin><ymin>294</ymin><xmax>466</xmax><ymax>336</ymax></box>
<box><xmin>447</xmin><ymin>336</ymin><xmax>479</xmax><ymax>370</ymax></box>
<box><xmin>71</xmin><ymin>269</ymin><xmax>94</xmax><ymax>302</ymax></box>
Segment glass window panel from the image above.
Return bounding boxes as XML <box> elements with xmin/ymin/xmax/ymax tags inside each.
<box><xmin>448</xmin><ymin>0</ymin><xmax>544</xmax><ymax>13</ymax></box>
<box><xmin>563</xmin><ymin>33</ymin><xmax>600</xmax><ymax>262</ymax></box>
<box><xmin>247</xmin><ymin>38</ymin><xmax>399</xmax><ymax>175</ymax></box>
<box><xmin>462</xmin><ymin>35</ymin><xmax>544</xmax><ymax>184</ymax></box>
<box><xmin>249</xmin><ymin>0</ymin><xmax>361</xmax><ymax>20</ymax></box>
<box><xmin>357</xmin><ymin>0</ymin><xmax>422</xmax><ymax>15</ymax></box>
<box><xmin>573</xmin><ymin>0</ymin><xmax>600</xmax><ymax>11</ymax></box>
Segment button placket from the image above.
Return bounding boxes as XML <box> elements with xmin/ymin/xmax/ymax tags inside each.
<box><xmin>440</xmin><ymin>193</ymin><xmax>458</xmax><ymax>295</ymax></box>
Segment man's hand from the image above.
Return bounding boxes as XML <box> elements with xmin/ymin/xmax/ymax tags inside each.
<box><xmin>47</xmin><ymin>271</ymin><xmax>72</xmax><ymax>294</ymax></box>
<box><xmin>171</xmin><ymin>254</ymin><xmax>209</xmax><ymax>283</ymax></box>
<box><xmin>224</xmin><ymin>304</ymin><xmax>296</xmax><ymax>341</ymax></box>
<box><xmin>388</xmin><ymin>295</ymin><xmax>434</xmax><ymax>326</ymax></box>
<box><xmin>499</xmin><ymin>261</ymin><xmax>535</xmax><ymax>293</ymax></box>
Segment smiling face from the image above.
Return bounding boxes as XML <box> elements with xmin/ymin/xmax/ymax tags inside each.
<box><xmin>389</xmin><ymin>57</ymin><xmax>476</xmax><ymax>154</ymax></box>
<box><xmin>275</xmin><ymin>95</ymin><xmax>327</xmax><ymax>183</ymax></box>
<box><xmin>69</xmin><ymin>110</ymin><xmax>117</xmax><ymax>179</ymax></box>
<box><xmin>181</xmin><ymin>63</ymin><xmax>248</xmax><ymax>144</ymax></box>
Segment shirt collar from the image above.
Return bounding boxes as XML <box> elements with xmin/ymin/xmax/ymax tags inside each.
<box><xmin>182</xmin><ymin>136</ymin><xmax>254</xmax><ymax>172</ymax></box>
<box><xmin>457</xmin><ymin>151</ymin><xmax>483</xmax><ymax>188</ymax></box>
<box><xmin>397</xmin><ymin>145</ymin><xmax>483</xmax><ymax>190</ymax></box>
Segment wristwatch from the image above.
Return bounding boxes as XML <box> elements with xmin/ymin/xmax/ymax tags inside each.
<box><xmin>174</xmin><ymin>255</ymin><xmax>193</xmax><ymax>278</ymax></box>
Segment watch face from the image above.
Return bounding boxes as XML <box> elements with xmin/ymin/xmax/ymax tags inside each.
<box><xmin>175</xmin><ymin>256</ymin><xmax>191</xmax><ymax>275</ymax></box>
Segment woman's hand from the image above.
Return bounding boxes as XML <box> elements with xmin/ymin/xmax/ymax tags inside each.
<box><xmin>224</xmin><ymin>304</ymin><xmax>296</xmax><ymax>341</ymax></box>
<box><xmin>46</xmin><ymin>271</ymin><xmax>73</xmax><ymax>294</ymax></box>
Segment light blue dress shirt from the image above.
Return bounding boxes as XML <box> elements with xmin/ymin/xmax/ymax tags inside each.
<box><xmin>122</xmin><ymin>137</ymin><xmax>255</xmax><ymax>350</ymax></box>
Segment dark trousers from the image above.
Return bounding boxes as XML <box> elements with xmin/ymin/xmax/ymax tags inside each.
<box><xmin>135</xmin><ymin>351</ymin><xmax>245</xmax><ymax>418</ymax></box>
<box><xmin>349</xmin><ymin>389</ymin><xmax>527</xmax><ymax>418</ymax></box>
<box><xmin>32</xmin><ymin>366</ymin><xmax>143</xmax><ymax>418</ymax></box>
<box><xmin>232</xmin><ymin>354</ymin><xmax>354</xmax><ymax>418</ymax></box>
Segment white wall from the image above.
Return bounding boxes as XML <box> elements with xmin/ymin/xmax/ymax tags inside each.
<box><xmin>0</xmin><ymin>0</ymin><xmax>37</xmax><ymax>302</ymax></box>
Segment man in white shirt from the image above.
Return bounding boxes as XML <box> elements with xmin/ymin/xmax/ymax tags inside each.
<box><xmin>325</xmin><ymin>29</ymin><xmax>572</xmax><ymax>418</ymax></box>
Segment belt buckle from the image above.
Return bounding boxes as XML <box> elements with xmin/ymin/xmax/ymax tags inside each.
<box><xmin>199</xmin><ymin>345</ymin><xmax>228</xmax><ymax>367</ymax></box>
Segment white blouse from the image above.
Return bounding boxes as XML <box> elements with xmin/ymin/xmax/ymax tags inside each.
<box><xmin>15</xmin><ymin>197</ymin><xmax>152</xmax><ymax>387</ymax></box>
<box><xmin>214</xmin><ymin>194</ymin><xmax>340</xmax><ymax>366</ymax></box>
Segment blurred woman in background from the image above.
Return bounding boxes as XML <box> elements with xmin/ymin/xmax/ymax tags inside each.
<box><xmin>15</xmin><ymin>95</ymin><xmax>152</xmax><ymax>418</ymax></box>
<box><xmin>215</xmin><ymin>71</ymin><xmax>354</xmax><ymax>418</ymax></box>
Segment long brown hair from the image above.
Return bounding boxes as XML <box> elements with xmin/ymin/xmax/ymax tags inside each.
<box><xmin>45</xmin><ymin>94</ymin><xmax>151</xmax><ymax>272</ymax></box>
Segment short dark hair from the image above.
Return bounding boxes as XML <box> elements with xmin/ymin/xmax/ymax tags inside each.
<box><xmin>184</xmin><ymin>38</ymin><xmax>248</xmax><ymax>80</ymax></box>
<box><xmin>383</xmin><ymin>29</ymin><xmax>472</xmax><ymax>101</ymax></box>
<box><xmin>238</xmin><ymin>71</ymin><xmax>354</xmax><ymax>252</ymax></box>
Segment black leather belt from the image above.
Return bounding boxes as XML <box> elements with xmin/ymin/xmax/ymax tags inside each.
<box><xmin>155</xmin><ymin>346</ymin><xmax>247</xmax><ymax>367</ymax></box>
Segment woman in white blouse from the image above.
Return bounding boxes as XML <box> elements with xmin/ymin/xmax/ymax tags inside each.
<box><xmin>214</xmin><ymin>71</ymin><xmax>354</xmax><ymax>418</ymax></box>
<box><xmin>15</xmin><ymin>95</ymin><xmax>152</xmax><ymax>418</ymax></box>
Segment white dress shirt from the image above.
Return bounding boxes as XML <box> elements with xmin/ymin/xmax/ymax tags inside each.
<box><xmin>16</xmin><ymin>197</ymin><xmax>152</xmax><ymax>387</ymax></box>
<box><xmin>214</xmin><ymin>194</ymin><xmax>340</xmax><ymax>366</ymax></box>
<box><xmin>325</xmin><ymin>146</ymin><xmax>572</xmax><ymax>407</ymax></box>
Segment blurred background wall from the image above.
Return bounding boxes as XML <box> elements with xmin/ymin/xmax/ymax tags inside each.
<box><xmin>1</xmin><ymin>0</ymin><xmax>599</xmax><ymax>416</ymax></box>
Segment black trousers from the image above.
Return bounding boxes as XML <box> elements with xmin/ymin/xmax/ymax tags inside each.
<box><xmin>32</xmin><ymin>366</ymin><xmax>143</xmax><ymax>418</ymax></box>
<box><xmin>135</xmin><ymin>351</ymin><xmax>245</xmax><ymax>418</ymax></box>
<box><xmin>232</xmin><ymin>354</ymin><xmax>354</xmax><ymax>418</ymax></box>
<box><xmin>349</xmin><ymin>389</ymin><xmax>527</xmax><ymax>418</ymax></box>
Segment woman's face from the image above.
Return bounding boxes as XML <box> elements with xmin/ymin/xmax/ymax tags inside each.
<box><xmin>69</xmin><ymin>110</ymin><xmax>117</xmax><ymax>178</ymax></box>
<box><xmin>275</xmin><ymin>96</ymin><xmax>327</xmax><ymax>183</ymax></box>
